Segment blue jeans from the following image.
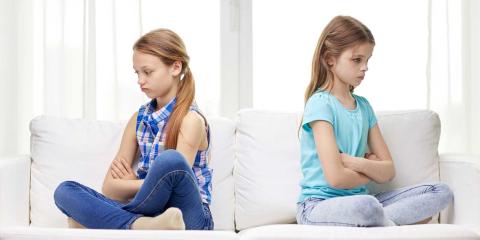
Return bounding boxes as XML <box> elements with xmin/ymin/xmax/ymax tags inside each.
<box><xmin>297</xmin><ymin>183</ymin><xmax>453</xmax><ymax>227</ymax></box>
<box><xmin>54</xmin><ymin>150</ymin><xmax>214</xmax><ymax>230</ymax></box>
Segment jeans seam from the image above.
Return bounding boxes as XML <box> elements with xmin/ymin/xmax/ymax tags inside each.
<box><xmin>75</xmin><ymin>186</ymin><xmax>122</xmax><ymax>209</ymax></box>
<box><xmin>129</xmin><ymin>169</ymin><xmax>198</xmax><ymax>212</ymax></box>
<box><xmin>125</xmin><ymin>214</ymin><xmax>143</xmax><ymax>229</ymax></box>
<box><xmin>302</xmin><ymin>205</ymin><xmax>360</xmax><ymax>227</ymax></box>
<box><xmin>301</xmin><ymin>198</ymin><xmax>364</xmax><ymax>227</ymax></box>
<box><xmin>378</xmin><ymin>184</ymin><xmax>434</xmax><ymax>203</ymax></box>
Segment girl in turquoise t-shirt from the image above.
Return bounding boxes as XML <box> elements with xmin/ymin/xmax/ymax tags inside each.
<box><xmin>297</xmin><ymin>15</ymin><xmax>453</xmax><ymax>227</ymax></box>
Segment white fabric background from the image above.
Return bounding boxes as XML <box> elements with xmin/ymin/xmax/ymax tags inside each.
<box><xmin>0</xmin><ymin>0</ymin><xmax>479</xmax><ymax>159</ymax></box>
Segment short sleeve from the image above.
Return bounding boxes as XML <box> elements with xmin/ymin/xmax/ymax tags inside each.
<box><xmin>302</xmin><ymin>93</ymin><xmax>334</xmax><ymax>130</ymax></box>
<box><xmin>361</xmin><ymin>96</ymin><xmax>377</xmax><ymax>129</ymax></box>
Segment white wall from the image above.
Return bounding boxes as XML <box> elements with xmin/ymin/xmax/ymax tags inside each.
<box><xmin>468</xmin><ymin>0</ymin><xmax>480</xmax><ymax>155</ymax></box>
<box><xmin>0</xmin><ymin>0</ymin><xmax>18</xmax><ymax>156</ymax></box>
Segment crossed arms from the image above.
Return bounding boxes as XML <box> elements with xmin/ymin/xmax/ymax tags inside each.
<box><xmin>101</xmin><ymin>111</ymin><xmax>207</xmax><ymax>202</ymax></box>
<box><xmin>310</xmin><ymin>120</ymin><xmax>396</xmax><ymax>189</ymax></box>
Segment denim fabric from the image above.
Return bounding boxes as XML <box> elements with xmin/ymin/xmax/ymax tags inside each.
<box><xmin>54</xmin><ymin>150</ymin><xmax>214</xmax><ymax>230</ymax></box>
<box><xmin>297</xmin><ymin>182</ymin><xmax>453</xmax><ymax>227</ymax></box>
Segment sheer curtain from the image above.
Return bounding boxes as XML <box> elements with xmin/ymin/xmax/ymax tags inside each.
<box><xmin>1</xmin><ymin>0</ymin><xmax>479</xmax><ymax>157</ymax></box>
<box><xmin>250</xmin><ymin>0</ymin><xmax>479</xmax><ymax>155</ymax></box>
<box><xmin>12</xmin><ymin>0</ymin><xmax>145</xmax><ymax>156</ymax></box>
<box><xmin>252</xmin><ymin>0</ymin><xmax>429</xmax><ymax>112</ymax></box>
<box><xmin>6</xmin><ymin>0</ymin><xmax>220</xmax><ymax>156</ymax></box>
<box><xmin>429</xmin><ymin>0</ymin><xmax>480</xmax><ymax>155</ymax></box>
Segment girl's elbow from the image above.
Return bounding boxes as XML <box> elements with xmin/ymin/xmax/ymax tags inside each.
<box><xmin>325</xmin><ymin>175</ymin><xmax>345</xmax><ymax>189</ymax></box>
<box><xmin>378</xmin><ymin>169</ymin><xmax>396</xmax><ymax>184</ymax></box>
<box><xmin>388</xmin><ymin>165</ymin><xmax>396</xmax><ymax>181</ymax></box>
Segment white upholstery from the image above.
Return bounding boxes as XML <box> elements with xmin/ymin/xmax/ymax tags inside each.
<box><xmin>367</xmin><ymin>111</ymin><xmax>441</xmax><ymax>194</ymax></box>
<box><xmin>0</xmin><ymin>226</ymin><xmax>238</xmax><ymax>240</ymax></box>
<box><xmin>234</xmin><ymin>110</ymin><xmax>302</xmax><ymax>230</ymax></box>
<box><xmin>28</xmin><ymin>115</ymin><xmax>236</xmax><ymax>230</ymax></box>
<box><xmin>233</xmin><ymin>110</ymin><xmax>442</xmax><ymax>230</ymax></box>
<box><xmin>238</xmin><ymin>224</ymin><xmax>479</xmax><ymax>240</ymax></box>
<box><xmin>29</xmin><ymin>116</ymin><xmax>124</xmax><ymax>227</ymax></box>
<box><xmin>206</xmin><ymin>117</ymin><xmax>236</xmax><ymax>230</ymax></box>
<box><xmin>439</xmin><ymin>154</ymin><xmax>480</xmax><ymax>234</ymax></box>
<box><xmin>0</xmin><ymin>155</ymin><xmax>30</xmax><ymax>227</ymax></box>
<box><xmin>0</xmin><ymin>109</ymin><xmax>479</xmax><ymax>240</ymax></box>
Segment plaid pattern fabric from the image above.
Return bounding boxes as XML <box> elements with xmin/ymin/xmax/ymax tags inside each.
<box><xmin>135</xmin><ymin>98</ymin><xmax>212</xmax><ymax>204</ymax></box>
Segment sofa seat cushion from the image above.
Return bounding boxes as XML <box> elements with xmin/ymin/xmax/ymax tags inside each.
<box><xmin>238</xmin><ymin>224</ymin><xmax>480</xmax><ymax>240</ymax></box>
<box><xmin>0</xmin><ymin>227</ymin><xmax>238</xmax><ymax>240</ymax></box>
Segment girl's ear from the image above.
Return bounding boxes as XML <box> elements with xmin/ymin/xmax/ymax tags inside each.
<box><xmin>170</xmin><ymin>61</ymin><xmax>183</xmax><ymax>77</ymax></box>
<box><xmin>326</xmin><ymin>56</ymin><xmax>335</xmax><ymax>67</ymax></box>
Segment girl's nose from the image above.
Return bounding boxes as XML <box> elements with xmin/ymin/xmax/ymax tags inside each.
<box><xmin>361</xmin><ymin>63</ymin><xmax>368</xmax><ymax>72</ymax></box>
<box><xmin>137</xmin><ymin>76</ymin><xmax>145</xmax><ymax>85</ymax></box>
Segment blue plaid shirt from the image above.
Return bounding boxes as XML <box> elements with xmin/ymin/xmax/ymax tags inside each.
<box><xmin>135</xmin><ymin>97</ymin><xmax>213</xmax><ymax>204</ymax></box>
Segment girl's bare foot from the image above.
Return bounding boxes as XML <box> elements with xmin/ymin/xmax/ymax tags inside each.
<box><xmin>67</xmin><ymin>217</ymin><xmax>86</xmax><ymax>228</ymax></box>
<box><xmin>415</xmin><ymin>217</ymin><xmax>432</xmax><ymax>224</ymax></box>
<box><xmin>131</xmin><ymin>207</ymin><xmax>185</xmax><ymax>230</ymax></box>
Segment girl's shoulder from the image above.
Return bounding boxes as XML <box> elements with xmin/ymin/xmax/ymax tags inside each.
<box><xmin>309</xmin><ymin>90</ymin><xmax>333</xmax><ymax>101</ymax></box>
<box><xmin>306</xmin><ymin>90</ymin><xmax>334</xmax><ymax>107</ymax></box>
<box><xmin>304</xmin><ymin>91</ymin><xmax>336</xmax><ymax>116</ymax></box>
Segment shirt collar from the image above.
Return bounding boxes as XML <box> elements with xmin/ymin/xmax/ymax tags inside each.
<box><xmin>142</xmin><ymin>97</ymin><xmax>177</xmax><ymax>134</ymax></box>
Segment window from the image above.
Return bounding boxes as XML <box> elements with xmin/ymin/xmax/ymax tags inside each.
<box><xmin>141</xmin><ymin>0</ymin><xmax>221</xmax><ymax>116</ymax></box>
<box><xmin>252</xmin><ymin>0</ymin><xmax>429</xmax><ymax>112</ymax></box>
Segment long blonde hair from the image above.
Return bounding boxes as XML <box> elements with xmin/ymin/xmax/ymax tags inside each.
<box><xmin>133</xmin><ymin>29</ymin><xmax>195</xmax><ymax>149</ymax></box>
<box><xmin>304</xmin><ymin>16</ymin><xmax>375</xmax><ymax>104</ymax></box>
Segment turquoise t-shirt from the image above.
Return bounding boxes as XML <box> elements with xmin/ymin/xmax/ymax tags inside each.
<box><xmin>298</xmin><ymin>91</ymin><xmax>377</xmax><ymax>203</ymax></box>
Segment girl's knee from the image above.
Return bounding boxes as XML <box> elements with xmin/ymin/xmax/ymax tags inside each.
<box><xmin>434</xmin><ymin>183</ymin><xmax>454</xmax><ymax>203</ymax></box>
<box><xmin>151</xmin><ymin>150</ymin><xmax>189</xmax><ymax>173</ymax></box>
<box><xmin>54</xmin><ymin>181</ymin><xmax>80</xmax><ymax>205</ymax></box>
<box><xmin>355</xmin><ymin>195</ymin><xmax>385</xmax><ymax>226</ymax></box>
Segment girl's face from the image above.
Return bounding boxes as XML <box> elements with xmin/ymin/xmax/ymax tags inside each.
<box><xmin>328</xmin><ymin>42</ymin><xmax>374</xmax><ymax>89</ymax></box>
<box><xmin>133</xmin><ymin>50</ymin><xmax>181</xmax><ymax>100</ymax></box>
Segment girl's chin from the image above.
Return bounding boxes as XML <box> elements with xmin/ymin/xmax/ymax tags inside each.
<box><xmin>144</xmin><ymin>94</ymin><xmax>157</xmax><ymax>100</ymax></box>
<box><xmin>352</xmin><ymin>81</ymin><xmax>362</xmax><ymax>87</ymax></box>
<box><xmin>143</xmin><ymin>91</ymin><xmax>157</xmax><ymax>98</ymax></box>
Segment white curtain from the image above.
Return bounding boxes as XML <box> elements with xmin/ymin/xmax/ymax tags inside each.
<box><xmin>429</xmin><ymin>0</ymin><xmax>480</xmax><ymax>155</ymax></box>
<box><xmin>1</xmin><ymin>0</ymin><xmax>479</xmax><ymax>157</ymax></box>
<box><xmin>4</xmin><ymin>0</ymin><xmax>221</xmax><ymax>156</ymax></box>
<box><xmin>9</xmin><ymin>0</ymin><xmax>145</xmax><ymax>155</ymax></box>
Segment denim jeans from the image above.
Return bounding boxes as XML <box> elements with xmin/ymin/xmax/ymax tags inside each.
<box><xmin>54</xmin><ymin>150</ymin><xmax>214</xmax><ymax>230</ymax></box>
<box><xmin>297</xmin><ymin>183</ymin><xmax>453</xmax><ymax>227</ymax></box>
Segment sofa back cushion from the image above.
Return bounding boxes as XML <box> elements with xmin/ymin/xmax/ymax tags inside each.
<box><xmin>233</xmin><ymin>109</ymin><xmax>441</xmax><ymax>230</ymax></box>
<box><xmin>29</xmin><ymin>115</ymin><xmax>235</xmax><ymax>230</ymax></box>
<box><xmin>367</xmin><ymin>110</ymin><xmax>441</xmax><ymax>193</ymax></box>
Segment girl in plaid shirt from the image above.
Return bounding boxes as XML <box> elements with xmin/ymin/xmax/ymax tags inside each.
<box><xmin>54</xmin><ymin>29</ymin><xmax>213</xmax><ymax>230</ymax></box>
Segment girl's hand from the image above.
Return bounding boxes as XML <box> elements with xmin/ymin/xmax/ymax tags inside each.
<box><xmin>340</xmin><ymin>153</ymin><xmax>360</xmax><ymax>171</ymax></box>
<box><xmin>110</xmin><ymin>157</ymin><xmax>137</xmax><ymax>180</ymax></box>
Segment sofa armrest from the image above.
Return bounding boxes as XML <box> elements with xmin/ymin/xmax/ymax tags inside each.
<box><xmin>0</xmin><ymin>155</ymin><xmax>30</xmax><ymax>226</ymax></box>
<box><xmin>439</xmin><ymin>153</ymin><xmax>480</xmax><ymax>233</ymax></box>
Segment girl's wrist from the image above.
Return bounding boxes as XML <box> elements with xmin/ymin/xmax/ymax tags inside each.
<box><xmin>352</xmin><ymin>156</ymin><xmax>367</xmax><ymax>172</ymax></box>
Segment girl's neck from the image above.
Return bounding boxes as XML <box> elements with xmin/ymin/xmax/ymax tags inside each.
<box><xmin>155</xmin><ymin>85</ymin><xmax>178</xmax><ymax>111</ymax></box>
<box><xmin>328</xmin><ymin>78</ymin><xmax>356</xmax><ymax>109</ymax></box>
<box><xmin>155</xmin><ymin>94</ymin><xmax>177</xmax><ymax>111</ymax></box>
<box><xmin>328</xmin><ymin>78</ymin><xmax>353</xmax><ymax>101</ymax></box>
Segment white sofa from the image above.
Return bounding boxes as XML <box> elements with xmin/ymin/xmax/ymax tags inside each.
<box><xmin>1</xmin><ymin>109</ymin><xmax>479</xmax><ymax>240</ymax></box>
